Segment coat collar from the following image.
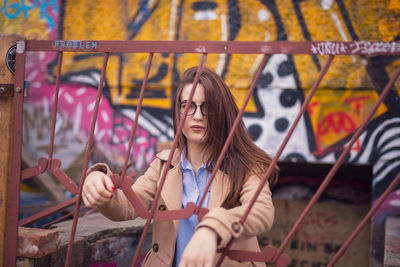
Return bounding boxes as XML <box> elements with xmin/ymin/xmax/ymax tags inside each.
<box><xmin>156</xmin><ymin>149</ymin><xmax>181</xmax><ymax>168</ymax></box>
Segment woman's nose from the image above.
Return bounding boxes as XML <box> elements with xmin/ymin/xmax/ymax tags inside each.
<box><xmin>193</xmin><ymin>106</ymin><xmax>204</xmax><ymax>120</ymax></box>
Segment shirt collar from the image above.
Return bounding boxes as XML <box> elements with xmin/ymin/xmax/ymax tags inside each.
<box><xmin>180</xmin><ymin>146</ymin><xmax>211</xmax><ymax>171</ymax></box>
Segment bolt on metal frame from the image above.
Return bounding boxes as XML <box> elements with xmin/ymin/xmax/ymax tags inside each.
<box><xmin>7</xmin><ymin>40</ymin><xmax>400</xmax><ymax>267</ymax></box>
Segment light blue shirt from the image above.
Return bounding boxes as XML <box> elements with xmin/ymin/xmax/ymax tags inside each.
<box><xmin>175</xmin><ymin>150</ymin><xmax>212</xmax><ymax>266</ymax></box>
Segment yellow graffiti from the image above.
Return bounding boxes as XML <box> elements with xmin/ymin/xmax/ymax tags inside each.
<box><xmin>1</xmin><ymin>0</ymin><xmax>399</xmax><ymax>152</ymax></box>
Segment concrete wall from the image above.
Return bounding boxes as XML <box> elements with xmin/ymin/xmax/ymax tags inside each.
<box><xmin>1</xmin><ymin>0</ymin><xmax>399</xmax><ymax>265</ymax></box>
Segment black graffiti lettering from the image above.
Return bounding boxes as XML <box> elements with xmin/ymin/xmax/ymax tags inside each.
<box><xmin>290</xmin><ymin>239</ymin><xmax>298</xmax><ymax>250</ymax></box>
<box><xmin>323</xmin><ymin>242</ymin><xmax>341</xmax><ymax>254</ymax></box>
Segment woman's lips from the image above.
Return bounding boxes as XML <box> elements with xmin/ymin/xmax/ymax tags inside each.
<box><xmin>191</xmin><ymin>125</ymin><xmax>205</xmax><ymax>130</ymax></box>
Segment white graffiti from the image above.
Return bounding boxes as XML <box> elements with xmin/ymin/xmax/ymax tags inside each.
<box><xmin>310</xmin><ymin>41</ymin><xmax>400</xmax><ymax>55</ymax></box>
<box><xmin>350</xmin><ymin>41</ymin><xmax>400</xmax><ymax>55</ymax></box>
<box><xmin>310</xmin><ymin>42</ymin><xmax>347</xmax><ymax>55</ymax></box>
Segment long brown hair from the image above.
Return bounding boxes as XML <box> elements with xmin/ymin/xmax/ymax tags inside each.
<box><xmin>172</xmin><ymin>66</ymin><xmax>278</xmax><ymax>208</ymax></box>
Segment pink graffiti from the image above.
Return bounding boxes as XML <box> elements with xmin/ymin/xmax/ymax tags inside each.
<box><xmin>373</xmin><ymin>190</ymin><xmax>400</xmax><ymax>224</ymax></box>
<box><xmin>24</xmin><ymin>50</ymin><xmax>156</xmax><ymax>169</ymax></box>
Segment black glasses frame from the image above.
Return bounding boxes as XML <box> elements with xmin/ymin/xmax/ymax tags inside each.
<box><xmin>178</xmin><ymin>100</ymin><xmax>207</xmax><ymax>116</ymax></box>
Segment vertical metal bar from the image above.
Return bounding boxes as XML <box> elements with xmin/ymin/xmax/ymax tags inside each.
<box><xmin>327</xmin><ymin>171</ymin><xmax>400</xmax><ymax>266</ymax></box>
<box><xmin>64</xmin><ymin>52</ymin><xmax>110</xmax><ymax>267</ymax></box>
<box><xmin>5</xmin><ymin>40</ymin><xmax>26</xmax><ymax>267</ymax></box>
<box><xmin>48</xmin><ymin>52</ymin><xmax>63</xmax><ymax>162</ymax></box>
<box><xmin>272</xmin><ymin>64</ymin><xmax>400</xmax><ymax>263</ymax></box>
<box><xmin>215</xmin><ymin>55</ymin><xmax>335</xmax><ymax>267</ymax></box>
<box><xmin>120</xmin><ymin>53</ymin><xmax>154</xmax><ymax>184</ymax></box>
<box><xmin>196</xmin><ymin>54</ymin><xmax>270</xmax><ymax>212</ymax></box>
<box><xmin>130</xmin><ymin>54</ymin><xmax>208</xmax><ymax>267</ymax></box>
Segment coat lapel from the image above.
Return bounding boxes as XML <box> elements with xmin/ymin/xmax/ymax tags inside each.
<box><xmin>159</xmin><ymin>166</ymin><xmax>182</xmax><ymax>210</ymax></box>
<box><xmin>209</xmin><ymin>170</ymin><xmax>229</xmax><ymax>208</ymax></box>
<box><xmin>156</xmin><ymin>149</ymin><xmax>182</xmax><ymax>233</ymax></box>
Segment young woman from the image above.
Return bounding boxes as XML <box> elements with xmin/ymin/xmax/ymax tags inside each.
<box><xmin>82</xmin><ymin>66</ymin><xmax>278</xmax><ymax>267</ymax></box>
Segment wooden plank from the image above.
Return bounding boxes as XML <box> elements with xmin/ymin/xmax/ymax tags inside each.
<box><xmin>384</xmin><ymin>217</ymin><xmax>400</xmax><ymax>267</ymax></box>
<box><xmin>0</xmin><ymin>34</ymin><xmax>22</xmax><ymax>267</ymax></box>
<box><xmin>21</xmin><ymin>146</ymin><xmax>67</xmax><ymax>202</ymax></box>
<box><xmin>258</xmin><ymin>199</ymin><xmax>370</xmax><ymax>266</ymax></box>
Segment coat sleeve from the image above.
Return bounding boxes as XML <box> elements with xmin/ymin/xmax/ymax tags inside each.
<box><xmin>88</xmin><ymin>158</ymin><xmax>163</xmax><ymax>221</ymax></box>
<box><xmin>196</xmin><ymin>175</ymin><xmax>274</xmax><ymax>248</ymax></box>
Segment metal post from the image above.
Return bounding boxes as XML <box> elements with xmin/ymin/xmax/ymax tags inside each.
<box><xmin>0</xmin><ymin>34</ymin><xmax>22</xmax><ymax>267</ymax></box>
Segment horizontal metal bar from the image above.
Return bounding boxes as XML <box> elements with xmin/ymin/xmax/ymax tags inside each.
<box><xmin>21</xmin><ymin>158</ymin><xmax>48</xmax><ymax>180</ymax></box>
<box><xmin>25</xmin><ymin>40</ymin><xmax>400</xmax><ymax>55</ymax></box>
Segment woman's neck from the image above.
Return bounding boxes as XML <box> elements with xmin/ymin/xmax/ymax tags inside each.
<box><xmin>186</xmin><ymin>143</ymin><xmax>209</xmax><ymax>176</ymax></box>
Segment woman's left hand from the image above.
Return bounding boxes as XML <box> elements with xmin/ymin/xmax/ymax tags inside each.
<box><xmin>179</xmin><ymin>227</ymin><xmax>218</xmax><ymax>267</ymax></box>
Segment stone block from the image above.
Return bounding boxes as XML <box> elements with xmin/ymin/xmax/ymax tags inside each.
<box><xmin>17</xmin><ymin>227</ymin><xmax>59</xmax><ymax>258</ymax></box>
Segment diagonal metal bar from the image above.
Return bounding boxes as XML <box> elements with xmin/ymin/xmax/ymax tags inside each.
<box><xmin>48</xmin><ymin>52</ymin><xmax>63</xmax><ymax>162</ymax></box>
<box><xmin>216</xmin><ymin>55</ymin><xmax>335</xmax><ymax>266</ymax></box>
<box><xmin>130</xmin><ymin>54</ymin><xmax>208</xmax><ymax>267</ymax></box>
<box><xmin>6</xmin><ymin>40</ymin><xmax>26</xmax><ymax>267</ymax></box>
<box><xmin>120</xmin><ymin>52</ymin><xmax>154</xmax><ymax>185</ymax></box>
<box><xmin>327</xmin><ymin>171</ymin><xmax>400</xmax><ymax>266</ymax></box>
<box><xmin>271</xmin><ymin>64</ymin><xmax>400</xmax><ymax>263</ymax></box>
<box><xmin>65</xmin><ymin>52</ymin><xmax>110</xmax><ymax>267</ymax></box>
<box><xmin>49</xmin><ymin>159</ymin><xmax>79</xmax><ymax>195</ymax></box>
<box><xmin>41</xmin><ymin>204</ymin><xmax>88</xmax><ymax>229</ymax></box>
<box><xmin>19</xmin><ymin>197</ymin><xmax>78</xmax><ymax>226</ymax></box>
<box><xmin>196</xmin><ymin>54</ymin><xmax>270</xmax><ymax>214</ymax></box>
<box><xmin>105</xmin><ymin>53</ymin><xmax>155</xmax><ymax>220</ymax></box>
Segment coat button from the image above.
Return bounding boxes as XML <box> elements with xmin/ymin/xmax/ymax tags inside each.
<box><xmin>232</xmin><ymin>222</ymin><xmax>241</xmax><ymax>233</ymax></box>
<box><xmin>153</xmin><ymin>243</ymin><xmax>159</xmax><ymax>252</ymax></box>
<box><xmin>158</xmin><ymin>204</ymin><xmax>166</xmax><ymax>211</ymax></box>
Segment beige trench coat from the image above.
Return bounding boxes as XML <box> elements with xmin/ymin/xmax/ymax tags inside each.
<box><xmin>90</xmin><ymin>149</ymin><xmax>274</xmax><ymax>267</ymax></box>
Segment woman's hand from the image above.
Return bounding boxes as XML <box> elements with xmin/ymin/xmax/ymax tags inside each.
<box><xmin>179</xmin><ymin>227</ymin><xmax>218</xmax><ymax>267</ymax></box>
<box><xmin>82</xmin><ymin>171</ymin><xmax>115</xmax><ymax>209</ymax></box>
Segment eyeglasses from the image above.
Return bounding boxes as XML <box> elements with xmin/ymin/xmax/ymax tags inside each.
<box><xmin>178</xmin><ymin>100</ymin><xmax>207</xmax><ymax>116</ymax></box>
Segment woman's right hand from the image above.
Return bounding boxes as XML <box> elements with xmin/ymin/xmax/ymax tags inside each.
<box><xmin>82</xmin><ymin>171</ymin><xmax>115</xmax><ymax>209</ymax></box>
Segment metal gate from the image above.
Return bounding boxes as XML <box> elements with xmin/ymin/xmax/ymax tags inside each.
<box><xmin>6</xmin><ymin>40</ymin><xmax>400</xmax><ymax>266</ymax></box>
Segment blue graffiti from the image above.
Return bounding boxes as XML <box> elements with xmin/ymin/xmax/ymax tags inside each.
<box><xmin>1</xmin><ymin>0</ymin><xmax>59</xmax><ymax>29</ymax></box>
<box><xmin>54</xmin><ymin>40</ymin><xmax>98</xmax><ymax>50</ymax></box>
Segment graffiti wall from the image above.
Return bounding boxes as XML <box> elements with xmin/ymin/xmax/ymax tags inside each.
<box><xmin>1</xmin><ymin>0</ymin><xmax>399</xmax><ymax>265</ymax></box>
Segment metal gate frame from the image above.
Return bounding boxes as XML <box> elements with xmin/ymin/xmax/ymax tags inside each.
<box><xmin>6</xmin><ymin>40</ymin><xmax>400</xmax><ymax>267</ymax></box>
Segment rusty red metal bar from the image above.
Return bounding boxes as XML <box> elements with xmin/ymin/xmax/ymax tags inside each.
<box><xmin>6</xmin><ymin>40</ymin><xmax>26</xmax><ymax>267</ymax></box>
<box><xmin>25</xmin><ymin>40</ymin><xmax>400</xmax><ymax>56</ymax></box>
<box><xmin>19</xmin><ymin>197</ymin><xmax>78</xmax><ymax>226</ymax></box>
<box><xmin>327</xmin><ymin>171</ymin><xmax>400</xmax><ymax>266</ymax></box>
<box><xmin>106</xmin><ymin>53</ymin><xmax>155</xmax><ymax>221</ymax></box>
<box><xmin>130</xmin><ymin>54</ymin><xmax>208</xmax><ymax>267</ymax></box>
<box><xmin>196</xmin><ymin>54</ymin><xmax>270</xmax><ymax>214</ymax></box>
<box><xmin>119</xmin><ymin>53</ymin><xmax>154</xmax><ymax>186</ymax></box>
<box><xmin>271</xmin><ymin>64</ymin><xmax>400</xmax><ymax>263</ymax></box>
<box><xmin>65</xmin><ymin>52</ymin><xmax>110</xmax><ymax>267</ymax></box>
<box><xmin>48</xmin><ymin>52</ymin><xmax>63</xmax><ymax>162</ymax></box>
<box><xmin>41</xmin><ymin>205</ymin><xmax>88</xmax><ymax>229</ymax></box>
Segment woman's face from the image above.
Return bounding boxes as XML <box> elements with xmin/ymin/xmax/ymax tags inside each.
<box><xmin>179</xmin><ymin>83</ymin><xmax>207</xmax><ymax>147</ymax></box>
